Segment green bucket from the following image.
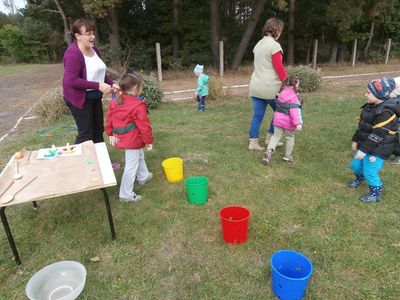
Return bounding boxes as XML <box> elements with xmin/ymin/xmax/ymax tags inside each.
<box><xmin>184</xmin><ymin>176</ymin><xmax>208</xmax><ymax>205</ymax></box>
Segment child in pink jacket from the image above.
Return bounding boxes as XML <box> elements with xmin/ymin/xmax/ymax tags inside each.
<box><xmin>262</xmin><ymin>76</ymin><xmax>303</xmax><ymax>165</ymax></box>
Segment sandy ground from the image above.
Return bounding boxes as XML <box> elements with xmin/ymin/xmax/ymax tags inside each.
<box><xmin>1</xmin><ymin>63</ymin><xmax>399</xmax><ymax>143</ymax></box>
<box><xmin>0</xmin><ymin>64</ymin><xmax>63</xmax><ymax>142</ymax></box>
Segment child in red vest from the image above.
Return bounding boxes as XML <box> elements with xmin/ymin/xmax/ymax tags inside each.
<box><xmin>105</xmin><ymin>70</ymin><xmax>153</xmax><ymax>202</ymax></box>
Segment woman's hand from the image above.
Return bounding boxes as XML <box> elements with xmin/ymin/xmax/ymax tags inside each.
<box><xmin>351</xmin><ymin>141</ymin><xmax>358</xmax><ymax>151</ymax></box>
<box><xmin>145</xmin><ymin>144</ymin><xmax>153</xmax><ymax>151</ymax></box>
<box><xmin>99</xmin><ymin>82</ymin><xmax>112</xmax><ymax>94</ymax></box>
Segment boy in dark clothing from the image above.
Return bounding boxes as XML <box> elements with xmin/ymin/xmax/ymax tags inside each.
<box><xmin>349</xmin><ymin>77</ymin><xmax>400</xmax><ymax>203</ymax></box>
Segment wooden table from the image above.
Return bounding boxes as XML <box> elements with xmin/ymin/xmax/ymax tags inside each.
<box><xmin>0</xmin><ymin>142</ymin><xmax>117</xmax><ymax>265</ymax></box>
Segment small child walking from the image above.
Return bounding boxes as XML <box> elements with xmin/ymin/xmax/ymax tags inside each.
<box><xmin>349</xmin><ymin>77</ymin><xmax>400</xmax><ymax>203</ymax></box>
<box><xmin>262</xmin><ymin>76</ymin><xmax>303</xmax><ymax>165</ymax></box>
<box><xmin>105</xmin><ymin>70</ymin><xmax>153</xmax><ymax>202</ymax></box>
<box><xmin>193</xmin><ymin>64</ymin><xmax>209</xmax><ymax>112</ymax></box>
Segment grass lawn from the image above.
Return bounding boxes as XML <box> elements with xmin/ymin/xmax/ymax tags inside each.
<box><xmin>0</xmin><ymin>81</ymin><xmax>399</xmax><ymax>299</ymax></box>
<box><xmin>0</xmin><ymin>64</ymin><xmax>43</xmax><ymax>76</ymax></box>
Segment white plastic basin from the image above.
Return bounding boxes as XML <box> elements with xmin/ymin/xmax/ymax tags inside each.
<box><xmin>26</xmin><ymin>261</ymin><xmax>87</xmax><ymax>300</ymax></box>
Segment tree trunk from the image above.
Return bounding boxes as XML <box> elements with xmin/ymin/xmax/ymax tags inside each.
<box><xmin>231</xmin><ymin>0</ymin><xmax>269</xmax><ymax>70</ymax></box>
<box><xmin>329</xmin><ymin>41</ymin><xmax>339</xmax><ymax>64</ymax></box>
<box><xmin>287</xmin><ymin>0</ymin><xmax>295</xmax><ymax>65</ymax></box>
<box><xmin>54</xmin><ymin>0</ymin><xmax>71</xmax><ymax>45</ymax></box>
<box><xmin>210</xmin><ymin>0</ymin><xmax>221</xmax><ymax>68</ymax></box>
<box><xmin>89</xmin><ymin>14</ymin><xmax>100</xmax><ymax>45</ymax></box>
<box><xmin>107</xmin><ymin>7</ymin><xmax>121</xmax><ymax>68</ymax></box>
<box><xmin>363</xmin><ymin>22</ymin><xmax>374</xmax><ymax>61</ymax></box>
<box><xmin>172</xmin><ymin>0</ymin><xmax>181</xmax><ymax>58</ymax></box>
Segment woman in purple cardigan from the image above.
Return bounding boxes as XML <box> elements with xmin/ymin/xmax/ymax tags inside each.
<box><xmin>63</xmin><ymin>19</ymin><xmax>114</xmax><ymax>144</ymax></box>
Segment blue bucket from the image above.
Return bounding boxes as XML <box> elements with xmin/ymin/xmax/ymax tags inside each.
<box><xmin>270</xmin><ymin>250</ymin><xmax>313</xmax><ymax>300</ymax></box>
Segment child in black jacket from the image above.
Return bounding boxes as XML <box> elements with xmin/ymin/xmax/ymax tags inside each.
<box><xmin>349</xmin><ymin>77</ymin><xmax>400</xmax><ymax>203</ymax></box>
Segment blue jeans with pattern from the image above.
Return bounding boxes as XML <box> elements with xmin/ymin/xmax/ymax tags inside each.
<box><xmin>196</xmin><ymin>95</ymin><xmax>206</xmax><ymax>111</ymax></box>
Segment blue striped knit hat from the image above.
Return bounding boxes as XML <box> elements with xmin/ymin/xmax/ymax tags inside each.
<box><xmin>367</xmin><ymin>77</ymin><xmax>395</xmax><ymax>101</ymax></box>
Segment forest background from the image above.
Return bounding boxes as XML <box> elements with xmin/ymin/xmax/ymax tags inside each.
<box><xmin>0</xmin><ymin>0</ymin><xmax>400</xmax><ymax>72</ymax></box>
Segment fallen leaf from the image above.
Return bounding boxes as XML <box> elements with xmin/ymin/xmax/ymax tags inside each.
<box><xmin>90</xmin><ymin>256</ymin><xmax>101</xmax><ymax>262</ymax></box>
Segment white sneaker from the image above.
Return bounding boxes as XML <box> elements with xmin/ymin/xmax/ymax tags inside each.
<box><xmin>137</xmin><ymin>172</ymin><xmax>153</xmax><ymax>185</ymax></box>
<box><xmin>283</xmin><ymin>155</ymin><xmax>294</xmax><ymax>162</ymax></box>
<box><xmin>119</xmin><ymin>194</ymin><xmax>143</xmax><ymax>202</ymax></box>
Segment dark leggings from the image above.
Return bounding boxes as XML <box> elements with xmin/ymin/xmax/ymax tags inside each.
<box><xmin>65</xmin><ymin>92</ymin><xmax>104</xmax><ymax>144</ymax></box>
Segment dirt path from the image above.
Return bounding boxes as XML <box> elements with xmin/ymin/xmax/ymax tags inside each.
<box><xmin>0</xmin><ymin>64</ymin><xmax>63</xmax><ymax>142</ymax></box>
<box><xmin>1</xmin><ymin>63</ymin><xmax>399</xmax><ymax>143</ymax></box>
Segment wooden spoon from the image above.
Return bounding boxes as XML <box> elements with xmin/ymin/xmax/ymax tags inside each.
<box><xmin>1</xmin><ymin>176</ymin><xmax>36</xmax><ymax>204</ymax></box>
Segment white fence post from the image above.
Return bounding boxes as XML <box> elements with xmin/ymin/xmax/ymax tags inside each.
<box><xmin>219</xmin><ymin>41</ymin><xmax>224</xmax><ymax>77</ymax></box>
<box><xmin>351</xmin><ymin>39</ymin><xmax>357</xmax><ymax>67</ymax></box>
<box><xmin>156</xmin><ymin>42</ymin><xmax>162</xmax><ymax>81</ymax></box>
<box><xmin>385</xmin><ymin>38</ymin><xmax>391</xmax><ymax>65</ymax></box>
<box><xmin>312</xmin><ymin>39</ymin><xmax>318</xmax><ymax>70</ymax></box>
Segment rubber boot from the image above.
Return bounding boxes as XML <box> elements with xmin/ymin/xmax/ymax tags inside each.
<box><xmin>348</xmin><ymin>174</ymin><xmax>364</xmax><ymax>188</ymax></box>
<box><xmin>360</xmin><ymin>185</ymin><xmax>383</xmax><ymax>203</ymax></box>
<box><xmin>248</xmin><ymin>138</ymin><xmax>264</xmax><ymax>151</ymax></box>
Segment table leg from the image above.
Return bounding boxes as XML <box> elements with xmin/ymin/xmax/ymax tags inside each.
<box><xmin>0</xmin><ymin>207</ymin><xmax>21</xmax><ymax>266</ymax></box>
<box><xmin>101</xmin><ymin>188</ymin><xmax>116</xmax><ymax>240</ymax></box>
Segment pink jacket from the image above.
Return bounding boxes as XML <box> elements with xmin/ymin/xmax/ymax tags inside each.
<box><xmin>273</xmin><ymin>86</ymin><xmax>303</xmax><ymax>131</ymax></box>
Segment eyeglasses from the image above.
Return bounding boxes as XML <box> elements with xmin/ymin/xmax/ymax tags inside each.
<box><xmin>80</xmin><ymin>31</ymin><xmax>95</xmax><ymax>37</ymax></box>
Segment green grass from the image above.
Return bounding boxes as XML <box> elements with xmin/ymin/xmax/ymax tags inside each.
<box><xmin>1</xmin><ymin>83</ymin><xmax>400</xmax><ymax>299</ymax></box>
<box><xmin>0</xmin><ymin>64</ymin><xmax>43</xmax><ymax>76</ymax></box>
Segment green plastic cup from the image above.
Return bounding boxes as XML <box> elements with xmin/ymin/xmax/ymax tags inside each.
<box><xmin>184</xmin><ymin>176</ymin><xmax>208</xmax><ymax>205</ymax></box>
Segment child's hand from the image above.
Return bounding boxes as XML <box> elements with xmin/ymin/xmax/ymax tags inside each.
<box><xmin>355</xmin><ymin>150</ymin><xmax>366</xmax><ymax>160</ymax></box>
<box><xmin>109</xmin><ymin>135</ymin><xmax>119</xmax><ymax>147</ymax></box>
<box><xmin>194</xmin><ymin>91</ymin><xmax>198</xmax><ymax>96</ymax></box>
<box><xmin>295</xmin><ymin>124</ymin><xmax>302</xmax><ymax>131</ymax></box>
<box><xmin>351</xmin><ymin>141</ymin><xmax>358</xmax><ymax>151</ymax></box>
<box><xmin>145</xmin><ymin>144</ymin><xmax>153</xmax><ymax>151</ymax></box>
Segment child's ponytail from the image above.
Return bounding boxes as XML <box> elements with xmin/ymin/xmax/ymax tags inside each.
<box><xmin>115</xmin><ymin>68</ymin><xmax>143</xmax><ymax>106</ymax></box>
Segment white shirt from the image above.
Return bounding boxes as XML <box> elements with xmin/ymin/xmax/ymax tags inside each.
<box><xmin>84</xmin><ymin>51</ymin><xmax>107</xmax><ymax>91</ymax></box>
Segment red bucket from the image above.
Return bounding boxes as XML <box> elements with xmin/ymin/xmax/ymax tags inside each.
<box><xmin>219</xmin><ymin>206</ymin><xmax>250</xmax><ymax>244</ymax></box>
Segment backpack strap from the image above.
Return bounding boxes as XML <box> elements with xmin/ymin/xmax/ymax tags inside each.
<box><xmin>112</xmin><ymin>123</ymin><xmax>136</xmax><ymax>135</ymax></box>
<box><xmin>372</xmin><ymin>114</ymin><xmax>397</xmax><ymax>135</ymax></box>
<box><xmin>276</xmin><ymin>100</ymin><xmax>302</xmax><ymax>115</ymax></box>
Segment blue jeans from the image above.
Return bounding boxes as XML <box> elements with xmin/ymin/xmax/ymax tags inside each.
<box><xmin>249</xmin><ymin>96</ymin><xmax>276</xmax><ymax>139</ymax></box>
<box><xmin>349</xmin><ymin>154</ymin><xmax>385</xmax><ymax>186</ymax></box>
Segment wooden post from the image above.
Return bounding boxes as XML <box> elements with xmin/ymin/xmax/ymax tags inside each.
<box><xmin>351</xmin><ymin>39</ymin><xmax>357</xmax><ymax>67</ymax></box>
<box><xmin>156</xmin><ymin>42</ymin><xmax>162</xmax><ymax>81</ymax></box>
<box><xmin>312</xmin><ymin>39</ymin><xmax>318</xmax><ymax>70</ymax></box>
<box><xmin>219</xmin><ymin>41</ymin><xmax>224</xmax><ymax>77</ymax></box>
<box><xmin>385</xmin><ymin>38</ymin><xmax>391</xmax><ymax>64</ymax></box>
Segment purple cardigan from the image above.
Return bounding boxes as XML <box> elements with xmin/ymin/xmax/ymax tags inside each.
<box><xmin>63</xmin><ymin>41</ymin><xmax>113</xmax><ymax>109</ymax></box>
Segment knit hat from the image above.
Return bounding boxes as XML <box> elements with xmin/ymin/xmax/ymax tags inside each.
<box><xmin>194</xmin><ymin>64</ymin><xmax>204</xmax><ymax>74</ymax></box>
<box><xmin>367</xmin><ymin>77</ymin><xmax>396</xmax><ymax>101</ymax></box>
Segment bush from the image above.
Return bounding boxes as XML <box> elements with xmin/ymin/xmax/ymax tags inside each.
<box><xmin>34</xmin><ymin>87</ymin><xmax>70</xmax><ymax>123</ymax></box>
<box><xmin>208</xmin><ymin>76</ymin><xmax>224</xmax><ymax>101</ymax></box>
<box><xmin>142</xmin><ymin>74</ymin><xmax>163</xmax><ymax>109</ymax></box>
<box><xmin>286</xmin><ymin>65</ymin><xmax>322</xmax><ymax>92</ymax></box>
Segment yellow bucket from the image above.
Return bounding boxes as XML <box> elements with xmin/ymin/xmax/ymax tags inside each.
<box><xmin>162</xmin><ymin>157</ymin><xmax>184</xmax><ymax>183</ymax></box>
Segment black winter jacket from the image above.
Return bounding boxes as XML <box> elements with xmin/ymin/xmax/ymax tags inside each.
<box><xmin>352</xmin><ymin>100</ymin><xmax>400</xmax><ymax>159</ymax></box>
